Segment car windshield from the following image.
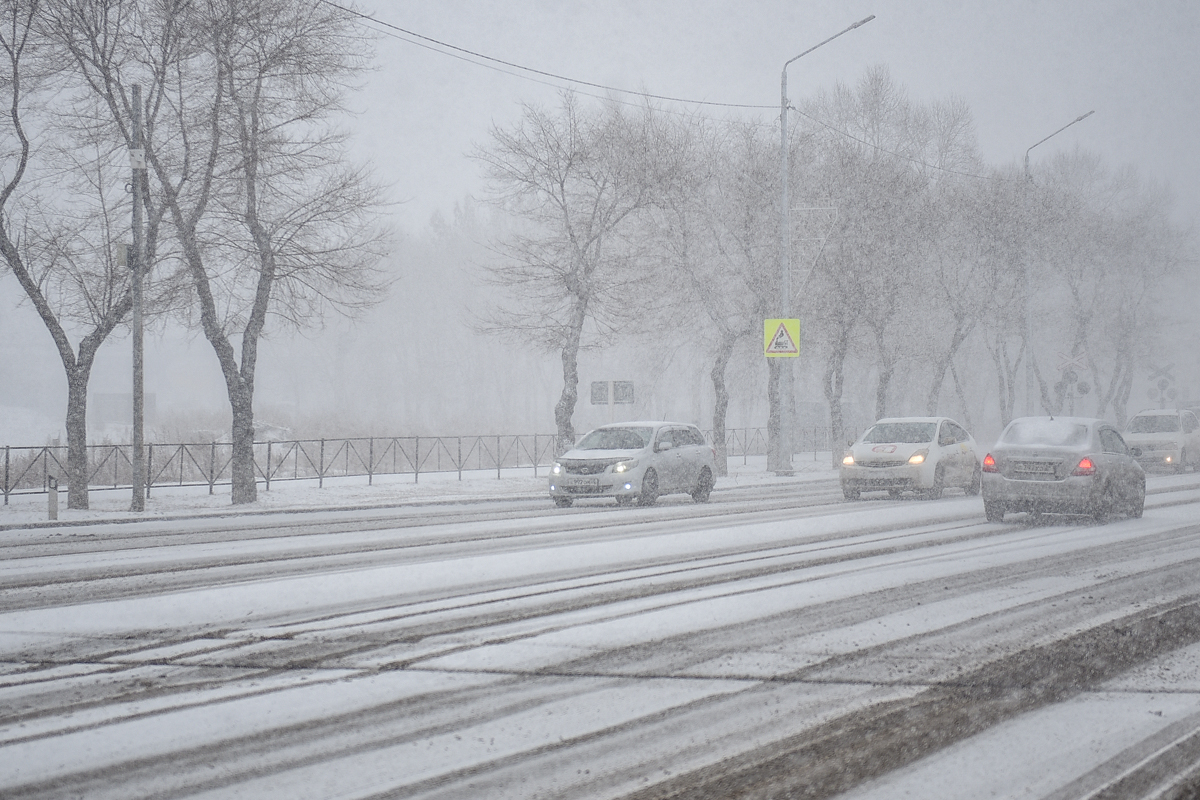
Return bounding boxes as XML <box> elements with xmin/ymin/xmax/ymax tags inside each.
<box><xmin>862</xmin><ymin>422</ymin><xmax>936</xmax><ymax>444</ymax></box>
<box><xmin>1127</xmin><ymin>414</ymin><xmax>1181</xmax><ymax>433</ymax></box>
<box><xmin>1002</xmin><ymin>420</ymin><xmax>1089</xmax><ymax>447</ymax></box>
<box><xmin>576</xmin><ymin>427</ymin><xmax>653</xmax><ymax>450</ymax></box>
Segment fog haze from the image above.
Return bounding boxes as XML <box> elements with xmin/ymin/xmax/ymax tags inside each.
<box><xmin>2</xmin><ymin>0</ymin><xmax>1197</xmax><ymax>446</ymax></box>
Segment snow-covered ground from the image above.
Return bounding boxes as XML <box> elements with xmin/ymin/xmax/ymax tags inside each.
<box><xmin>2</xmin><ymin>464</ymin><xmax>1200</xmax><ymax>797</ymax></box>
<box><xmin>0</xmin><ymin>453</ymin><xmax>837</xmax><ymax>529</ymax></box>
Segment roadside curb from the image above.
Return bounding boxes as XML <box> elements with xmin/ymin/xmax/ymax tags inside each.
<box><xmin>0</xmin><ymin>491</ymin><xmax>549</xmax><ymax>533</ymax></box>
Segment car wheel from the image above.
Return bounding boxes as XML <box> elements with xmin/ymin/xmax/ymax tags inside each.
<box><xmin>984</xmin><ymin>499</ymin><xmax>1005</xmax><ymax>523</ymax></box>
<box><xmin>1091</xmin><ymin>484</ymin><xmax>1112</xmax><ymax>523</ymax></box>
<box><xmin>843</xmin><ymin>486</ymin><xmax>860</xmax><ymax>501</ymax></box>
<box><xmin>553</xmin><ymin>496</ymin><xmax>573</xmax><ymax>508</ymax></box>
<box><xmin>1178</xmin><ymin>448</ymin><xmax>1189</xmax><ymax>475</ymax></box>
<box><xmin>1129</xmin><ymin>478</ymin><xmax>1145</xmax><ymax>518</ymax></box>
<box><xmin>887</xmin><ymin>488</ymin><xmax>902</xmax><ymax>498</ymax></box>
<box><xmin>966</xmin><ymin>463</ymin><xmax>981</xmax><ymax>496</ymax></box>
<box><xmin>637</xmin><ymin>469</ymin><xmax>660</xmax><ymax>506</ymax></box>
<box><xmin>922</xmin><ymin>466</ymin><xmax>945</xmax><ymax>500</ymax></box>
<box><xmin>691</xmin><ymin>467</ymin><xmax>714</xmax><ymax>503</ymax></box>
<box><xmin>615</xmin><ymin>496</ymin><xmax>635</xmax><ymax>507</ymax></box>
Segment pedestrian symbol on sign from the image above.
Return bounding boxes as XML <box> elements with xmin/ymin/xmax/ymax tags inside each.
<box><xmin>763</xmin><ymin>319</ymin><xmax>800</xmax><ymax>357</ymax></box>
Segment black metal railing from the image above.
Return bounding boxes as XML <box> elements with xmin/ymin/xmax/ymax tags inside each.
<box><xmin>2</xmin><ymin>426</ymin><xmax>831</xmax><ymax>503</ymax></box>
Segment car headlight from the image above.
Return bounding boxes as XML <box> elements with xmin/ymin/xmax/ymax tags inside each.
<box><xmin>613</xmin><ymin>459</ymin><xmax>638</xmax><ymax>473</ymax></box>
<box><xmin>551</xmin><ymin>462</ymin><xmax>562</xmax><ymax>475</ymax></box>
<box><xmin>908</xmin><ymin>449</ymin><xmax>928</xmax><ymax>465</ymax></box>
<box><xmin>842</xmin><ymin>454</ymin><xmax>855</xmax><ymax>466</ymax></box>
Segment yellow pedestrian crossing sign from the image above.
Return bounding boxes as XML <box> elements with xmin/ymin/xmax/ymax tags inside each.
<box><xmin>764</xmin><ymin>319</ymin><xmax>800</xmax><ymax>357</ymax></box>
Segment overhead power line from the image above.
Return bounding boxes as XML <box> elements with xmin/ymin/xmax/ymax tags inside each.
<box><xmin>321</xmin><ymin>0</ymin><xmax>776</xmax><ymax>110</ymax></box>
<box><xmin>323</xmin><ymin>1</ymin><xmax>1004</xmax><ymax>182</ymax></box>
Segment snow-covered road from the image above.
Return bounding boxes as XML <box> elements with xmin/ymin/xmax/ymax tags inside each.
<box><xmin>2</xmin><ymin>474</ymin><xmax>1200</xmax><ymax>798</ymax></box>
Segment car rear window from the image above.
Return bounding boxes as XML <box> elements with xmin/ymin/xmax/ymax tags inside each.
<box><xmin>577</xmin><ymin>427</ymin><xmax>653</xmax><ymax>450</ymax></box>
<box><xmin>1127</xmin><ymin>414</ymin><xmax>1181</xmax><ymax>433</ymax></box>
<box><xmin>1002</xmin><ymin>420</ymin><xmax>1089</xmax><ymax>446</ymax></box>
<box><xmin>862</xmin><ymin>422</ymin><xmax>937</xmax><ymax>444</ymax></box>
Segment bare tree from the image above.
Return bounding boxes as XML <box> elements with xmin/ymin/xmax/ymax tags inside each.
<box><xmin>0</xmin><ymin>0</ymin><xmax>163</xmax><ymax>509</ymax></box>
<box><xmin>639</xmin><ymin>116</ymin><xmax>777</xmax><ymax>475</ymax></box>
<box><xmin>475</xmin><ymin>93</ymin><xmax>662</xmax><ymax>451</ymax></box>
<box><xmin>51</xmin><ymin>0</ymin><xmax>389</xmax><ymax>504</ymax></box>
<box><xmin>1031</xmin><ymin>151</ymin><xmax>1187</xmax><ymax>421</ymax></box>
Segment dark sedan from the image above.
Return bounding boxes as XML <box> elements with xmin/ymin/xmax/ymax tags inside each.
<box><xmin>981</xmin><ymin>416</ymin><xmax>1145</xmax><ymax>523</ymax></box>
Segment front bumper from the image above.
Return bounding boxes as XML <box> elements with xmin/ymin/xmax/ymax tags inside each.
<box><xmin>1132</xmin><ymin>449</ymin><xmax>1181</xmax><ymax>470</ymax></box>
<box><xmin>840</xmin><ymin>462</ymin><xmax>934</xmax><ymax>491</ymax></box>
<box><xmin>981</xmin><ymin>473</ymin><xmax>1101</xmax><ymax>513</ymax></box>
<box><xmin>549</xmin><ymin>471</ymin><xmax>643</xmax><ymax>499</ymax></box>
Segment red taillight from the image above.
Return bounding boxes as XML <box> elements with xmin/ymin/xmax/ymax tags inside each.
<box><xmin>982</xmin><ymin>453</ymin><xmax>998</xmax><ymax>473</ymax></box>
<box><xmin>1072</xmin><ymin>457</ymin><xmax>1096</xmax><ymax>476</ymax></box>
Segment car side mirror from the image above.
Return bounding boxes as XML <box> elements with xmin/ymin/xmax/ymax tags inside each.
<box><xmin>657</xmin><ymin>440</ymin><xmax>673</xmax><ymax>452</ymax></box>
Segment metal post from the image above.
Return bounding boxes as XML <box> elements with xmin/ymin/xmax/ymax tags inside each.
<box><xmin>368</xmin><ymin>437</ymin><xmax>374</xmax><ymax>486</ymax></box>
<box><xmin>209</xmin><ymin>441</ymin><xmax>215</xmax><ymax>495</ymax></box>
<box><xmin>457</xmin><ymin>436</ymin><xmax>462</xmax><ymax>481</ymax></box>
<box><xmin>145</xmin><ymin>442</ymin><xmax>153</xmax><ymax>498</ymax></box>
<box><xmin>773</xmin><ymin>16</ymin><xmax>873</xmax><ymax>476</ymax></box>
<box><xmin>48</xmin><ymin>475</ymin><xmax>58</xmax><ymax>521</ymax></box>
<box><xmin>777</xmin><ymin>61</ymin><xmax>795</xmax><ymax>476</ymax></box>
<box><xmin>497</xmin><ymin>435</ymin><xmax>502</xmax><ymax>479</ymax></box>
<box><xmin>266</xmin><ymin>440</ymin><xmax>273</xmax><ymax>491</ymax></box>
<box><xmin>414</xmin><ymin>436</ymin><xmax>420</xmax><ymax>484</ymax></box>
<box><xmin>130</xmin><ymin>84</ymin><xmax>146</xmax><ymax>512</ymax></box>
<box><xmin>3</xmin><ymin>446</ymin><xmax>8</xmax><ymax>505</ymax></box>
<box><xmin>318</xmin><ymin>438</ymin><xmax>325</xmax><ymax>489</ymax></box>
<box><xmin>533</xmin><ymin>434</ymin><xmax>538</xmax><ymax>478</ymax></box>
<box><xmin>1023</xmin><ymin>111</ymin><xmax>1094</xmax><ymax>417</ymax></box>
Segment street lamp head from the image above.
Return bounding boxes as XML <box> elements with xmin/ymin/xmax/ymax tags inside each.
<box><xmin>784</xmin><ymin>14</ymin><xmax>876</xmax><ymax>69</ymax></box>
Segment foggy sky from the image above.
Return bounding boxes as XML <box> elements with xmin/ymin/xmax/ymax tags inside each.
<box><xmin>2</xmin><ymin>0</ymin><xmax>1198</xmax><ymax>444</ymax></box>
<box><xmin>354</xmin><ymin>0</ymin><xmax>1200</xmax><ymax>232</ymax></box>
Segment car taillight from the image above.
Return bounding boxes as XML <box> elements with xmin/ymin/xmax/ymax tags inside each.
<box><xmin>982</xmin><ymin>453</ymin><xmax>998</xmax><ymax>473</ymax></box>
<box><xmin>1072</xmin><ymin>457</ymin><xmax>1096</xmax><ymax>476</ymax></box>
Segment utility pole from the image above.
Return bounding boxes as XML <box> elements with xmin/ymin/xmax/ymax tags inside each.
<box><xmin>771</xmin><ymin>15</ymin><xmax>873</xmax><ymax>476</ymax></box>
<box><xmin>130</xmin><ymin>84</ymin><xmax>146</xmax><ymax>511</ymax></box>
<box><xmin>1023</xmin><ymin>110</ymin><xmax>1094</xmax><ymax>417</ymax></box>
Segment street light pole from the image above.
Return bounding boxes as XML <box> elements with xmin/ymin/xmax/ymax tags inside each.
<box><xmin>772</xmin><ymin>15</ymin><xmax>874</xmax><ymax>475</ymax></box>
<box><xmin>130</xmin><ymin>84</ymin><xmax>146</xmax><ymax>511</ymax></box>
<box><xmin>1022</xmin><ymin>110</ymin><xmax>1094</xmax><ymax>417</ymax></box>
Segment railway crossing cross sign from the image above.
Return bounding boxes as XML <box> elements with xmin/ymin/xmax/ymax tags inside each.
<box><xmin>1057</xmin><ymin>351</ymin><xmax>1087</xmax><ymax>372</ymax></box>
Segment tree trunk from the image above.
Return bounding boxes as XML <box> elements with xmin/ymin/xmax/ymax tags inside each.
<box><xmin>1032</xmin><ymin>354</ymin><xmax>1058</xmax><ymax>416</ymax></box>
<box><xmin>229</xmin><ymin>385</ymin><xmax>257</xmax><ymax>504</ymax></box>
<box><xmin>824</xmin><ymin>327</ymin><xmax>851</xmax><ymax>469</ymax></box>
<box><xmin>709</xmin><ymin>331</ymin><xmax>736</xmax><ymax>477</ymax></box>
<box><xmin>874</xmin><ymin>357</ymin><xmax>894</xmax><ymax>422</ymax></box>
<box><xmin>949</xmin><ymin>360</ymin><xmax>973</xmax><ymax>432</ymax></box>
<box><xmin>926</xmin><ymin>320</ymin><xmax>974</xmax><ymax>416</ymax></box>
<box><xmin>554</xmin><ymin>299</ymin><xmax>588</xmax><ymax>454</ymax></box>
<box><xmin>64</xmin><ymin>367</ymin><xmax>91</xmax><ymax>510</ymax></box>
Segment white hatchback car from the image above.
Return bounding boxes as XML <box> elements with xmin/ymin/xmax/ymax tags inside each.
<box><xmin>841</xmin><ymin>416</ymin><xmax>981</xmax><ymax>500</ymax></box>
<box><xmin>1124</xmin><ymin>408</ymin><xmax>1200</xmax><ymax>473</ymax></box>
<box><xmin>549</xmin><ymin>421</ymin><xmax>717</xmax><ymax>508</ymax></box>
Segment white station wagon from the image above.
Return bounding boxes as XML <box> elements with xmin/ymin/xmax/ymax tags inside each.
<box><xmin>549</xmin><ymin>422</ymin><xmax>717</xmax><ymax>508</ymax></box>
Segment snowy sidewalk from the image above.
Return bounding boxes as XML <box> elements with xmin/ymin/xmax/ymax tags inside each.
<box><xmin>0</xmin><ymin>454</ymin><xmax>837</xmax><ymax>531</ymax></box>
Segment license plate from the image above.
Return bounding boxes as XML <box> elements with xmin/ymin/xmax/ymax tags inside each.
<box><xmin>1017</xmin><ymin>462</ymin><xmax>1055</xmax><ymax>473</ymax></box>
<box><xmin>566</xmin><ymin>477</ymin><xmax>599</xmax><ymax>487</ymax></box>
